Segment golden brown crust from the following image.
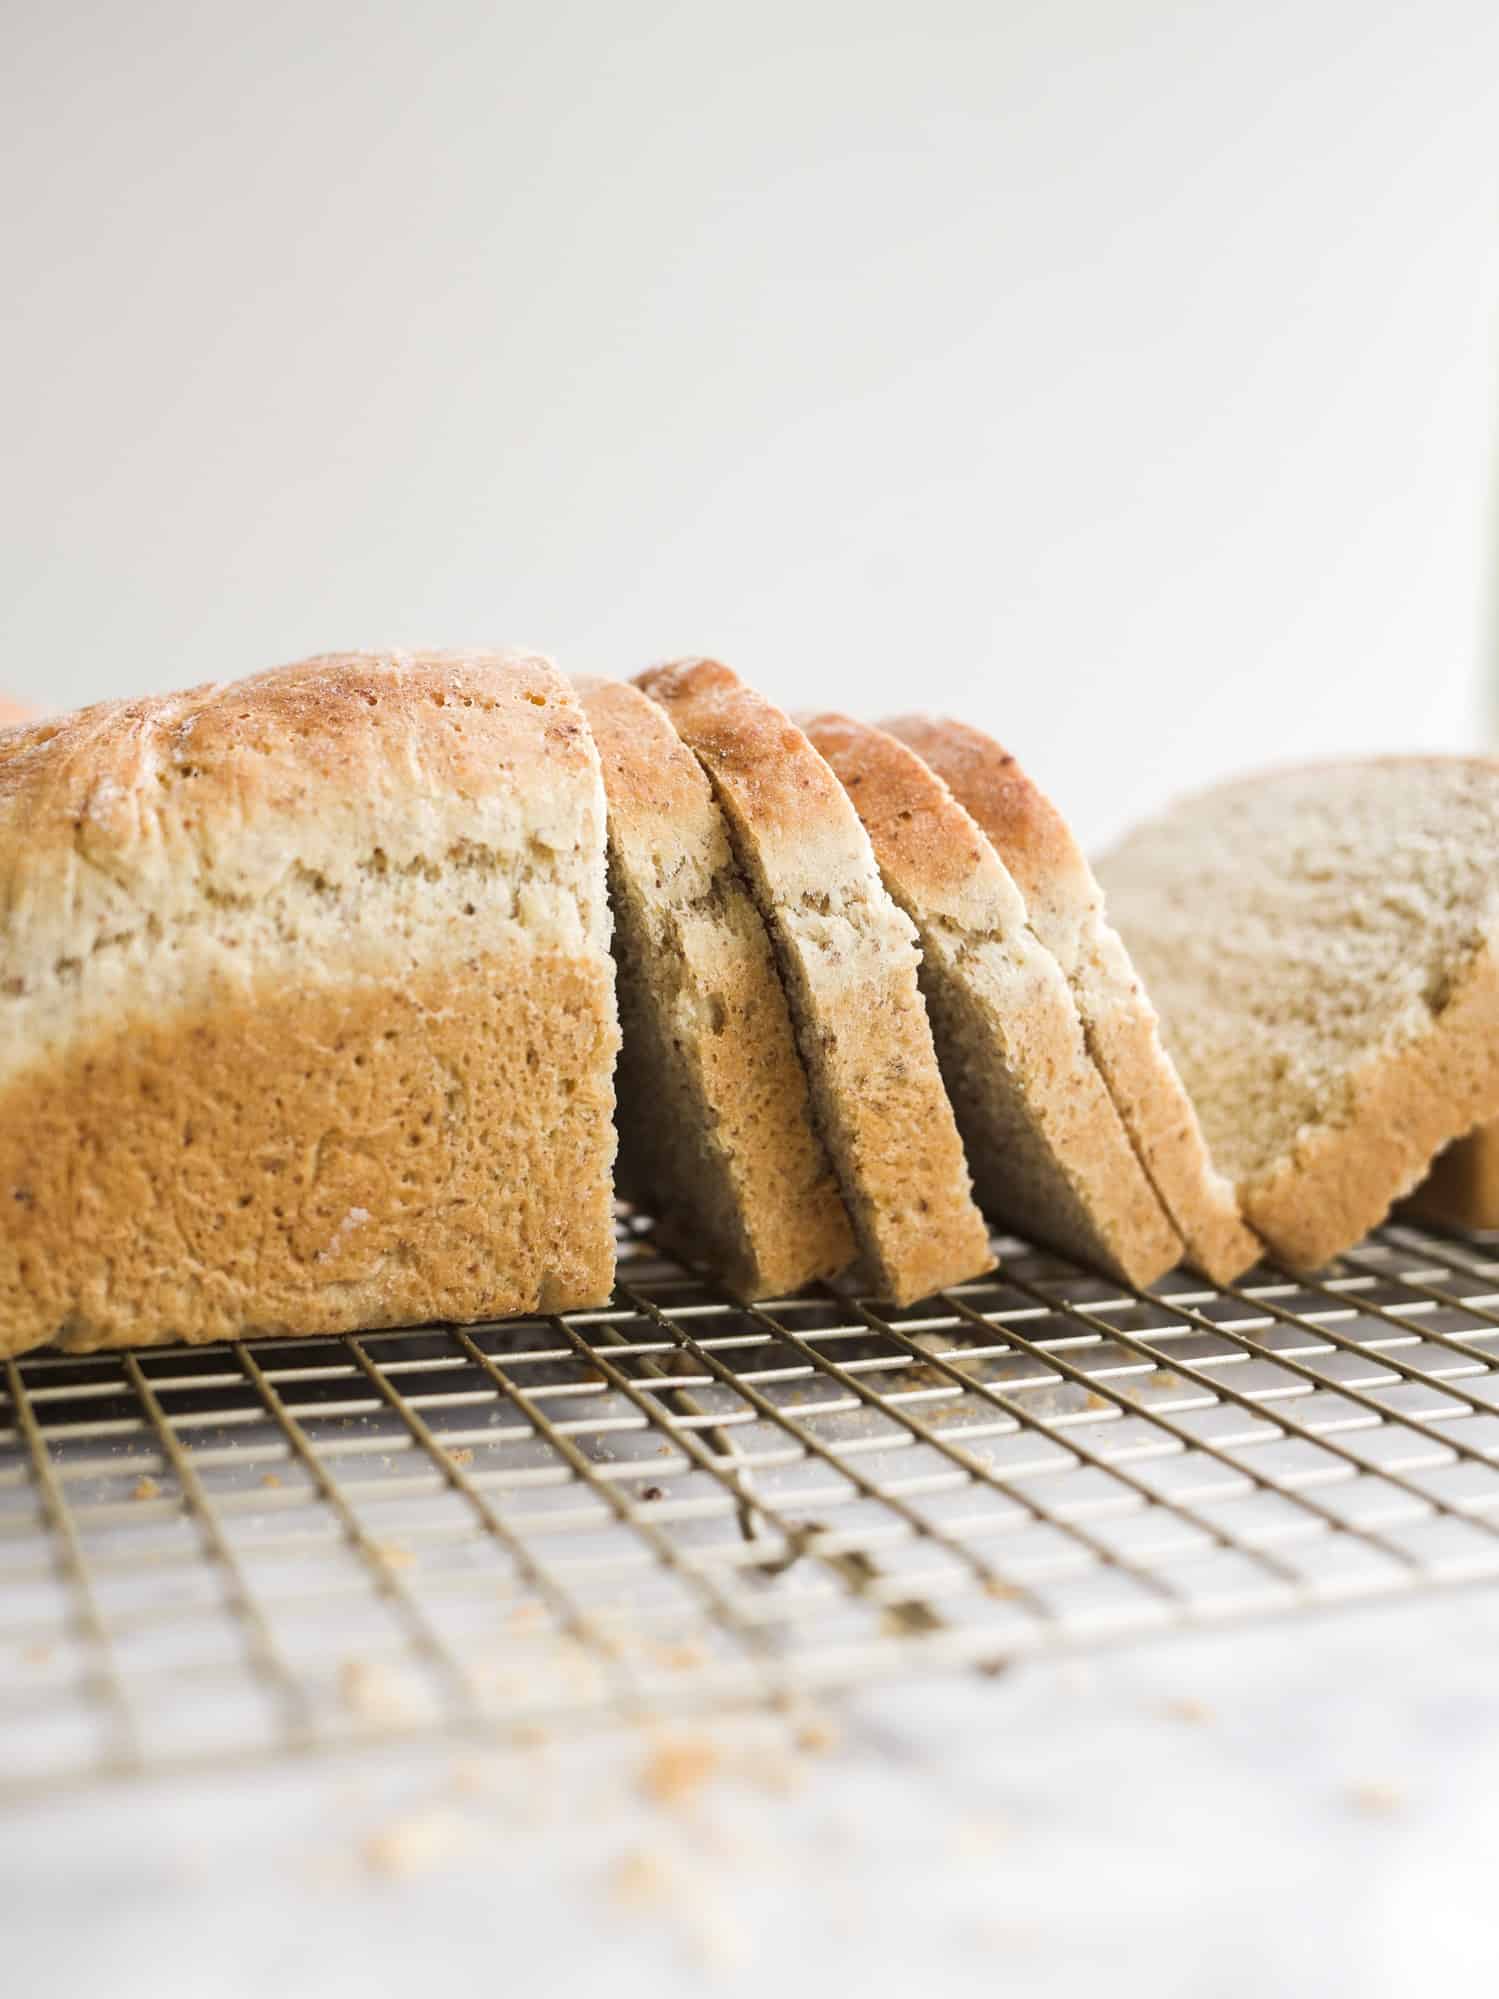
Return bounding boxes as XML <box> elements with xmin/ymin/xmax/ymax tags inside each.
<box><xmin>575</xmin><ymin>677</ymin><xmax>853</xmax><ymax>1297</ymax></box>
<box><xmin>885</xmin><ymin>713</ymin><xmax>1260</xmax><ymax>1283</ymax></box>
<box><xmin>882</xmin><ymin>715</ymin><xmax>1085</xmax><ymax>931</ymax></box>
<box><xmin>803</xmin><ymin>712</ymin><xmax>1182</xmax><ymax>1287</ymax></box>
<box><xmin>635</xmin><ymin>662</ymin><xmax>992</xmax><ymax>1305</ymax></box>
<box><xmin>1247</xmin><ymin>943</ymin><xmax>1499</xmax><ymax>1266</ymax></box>
<box><xmin>1404</xmin><ymin>1123</ymin><xmax>1499</xmax><ymax>1231</ymax></box>
<box><xmin>0</xmin><ymin>950</ymin><xmax>618</xmax><ymax>1357</ymax></box>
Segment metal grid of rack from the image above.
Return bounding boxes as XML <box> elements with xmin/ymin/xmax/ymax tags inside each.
<box><xmin>7</xmin><ymin>1211</ymin><xmax>1499</xmax><ymax>1804</ymax></box>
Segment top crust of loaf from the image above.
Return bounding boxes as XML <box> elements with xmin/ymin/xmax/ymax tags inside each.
<box><xmin>886</xmin><ymin>714</ymin><xmax>1258</xmax><ymax>1283</ymax></box>
<box><xmin>1099</xmin><ymin>754</ymin><xmax>1499</xmax><ymax>1266</ymax></box>
<box><xmin>880</xmin><ymin>716</ymin><xmax>1092</xmax><ymax>968</ymax></box>
<box><xmin>574</xmin><ymin>675</ymin><xmax>854</xmax><ymax>1297</ymax></box>
<box><xmin>802</xmin><ymin>711</ymin><xmax>1182</xmax><ymax>1287</ymax></box>
<box><xmin>635</xmin><ymin>661</ymin><xmax>993</xmax><ymax>1304</ymax></box>
<box><xmin>0</xmin><ymin>651</ymin><xmax>610</xmax><ymax>1086</ymax></box>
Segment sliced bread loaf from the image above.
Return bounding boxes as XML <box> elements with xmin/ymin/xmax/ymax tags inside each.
<box><xmin>0</xmin><ymin>651</ymin><xmax>620</xmax><ymax>1357</ymax></box>
<box><xmin>576</xmin><ymin>677</ymin><xmax>854</xmax><ymax>1298</ymax></box>
<box><xmin>802</xmin><ymin>712</ymin><xmax>1181</xmax><ymax>1287</ymax></box>
<box><xmin>887</xmin><ymin>716</ymin><xmax>1259</xmax><ymax>1283</ymax></box>
<box><xmin>1096</xmin><ymin>756</ymin><xmax>1499</xmax><ymax>1268</ymax></box>
<box><xmin>635</xmin><ymin>661</ymin><xmax>993</xmax><ymax>1305</ymax></box>
<box><xmin>1405</xmin><ymin>1123</ymin><xmax>1499</xmax><ymax>1231</ymax></box>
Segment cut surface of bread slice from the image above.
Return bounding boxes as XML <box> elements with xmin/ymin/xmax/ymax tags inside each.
<box><xmin>886</xmin><ymin>716</ymin><xmax>1259</xmax><ymax>1283</ymax></box>
<box><xmin>1096</xmin><ymin>756</ymin><xmax>1499</xmax><ymax>1268</ymax></box>
<box><xmin>801</xmin><ymin>712</ymin><xmax>1181</xmax><ymax>1288</ymax></box>
<box><xmin>576</xmin><ymin>677</ymin><xmax>853</xmax><ymax>1298</ymax></box>
<box><xmin>635</xmin><ymin>661</ymin><xmax>993</xmax><ymax>1305</ymax></box>
<box><xmin>1405</xmin><ymin>1123</ymin><xmax>1499</xmax><ymax>1231</ymax></box>
<box><xmin>0</xmin><ymin>651</ymin><xmax>620</xmax><ymax>1357</ymax></box>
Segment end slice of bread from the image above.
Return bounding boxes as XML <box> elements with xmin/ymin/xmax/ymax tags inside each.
<box><xmin>576</xmin><ymin>677</ymin><xmax>854</xmax><ymax>1298</ymax></box>
<box><xmin>1097</xmin><ymin>755</ymin><xmax>1499</xmax><ymax>1268</ymax></box>
<box><xmin>635</xmin><ymin>661</ymin><xmax>993</xmax><ymax>1306</ymax></box>
<box><xmin>802</xmin><ymin>712</ymin><xmax>1181</xmax><ymax>1288</ymax></box>
<box><xmin>886</xmin><ymin>716</ymin><xmax>1259</xmax><ymax>1284</ymax></box>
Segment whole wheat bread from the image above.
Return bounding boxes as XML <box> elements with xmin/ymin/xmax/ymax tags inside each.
<box><xmin>576</xmin><ymin>677</ymin><xmax>854</xmax><ymax>1297</ymax></box>
<box><xmin>0</xmin><ymin>651</ymin><xmax>620</xmax><ymax>1357</ymax></box>
<box><xmin>887</xmin><ymin>716</ymin><xmax>1259</xmax><ymax>1283</ymax></box>
<box><xmin>802</xmin><ymin>711</ymin><xmax>1181</xmax><ymax>1287</ymax></box>
<box><xmin>635</xmin><ymin>661</ymin><xmax>993</xmax><ymax>1305</ymax></box>
<box><xmin>1097</xmin><ymin>756</ymin><xmax>1499</xmax><ymax>1268</ymax></box>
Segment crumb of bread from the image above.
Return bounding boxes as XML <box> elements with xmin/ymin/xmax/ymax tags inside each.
<box><xmin>375</xmin><ymin>1541</ymin><xmax>414</xmax><ymax>1569</ymax></box>
<box><xmin>952</xmin><ymin>1815</ymin><xmax>1010</xmax><ymax>1855</ymax></box>
<box><xmin>640</xmin><ymin>1484</ymin><xmax>665</xmax><ymax>1502</ymax></box>
<box><xmin>361</xmin><ymin>1807</ymin><xmax>467</xmax><ymax>1878</ymax></box>
<box><xmin>260</xmin><ymin>1472</ymin><xmax>283</xmax><ymax>1489</ymax></box>
<box><xmin>791</xmin><ymin>1711</ymin><xmax>839</xmax><ymax>1756</ymax></box>
<box><xmin>639</xmin><ymin>1734</ymin><xmax>721</xmax><ymax>1808</ymax></box>
<box><xmin>131</xmin><ymin>1476</ymin><xmax>160</xmax><ymax>1501</ymax></box>
<box><xmin>1349</xmin><ymin>1781</ymin><xmax>1402</xmax><ymax>1815</ymax></box>
<box><xmin>983</xmin><ymin>1577</ymin><xmax>1021</xmax><ymax>1600</ymax></box>
<box><xmin>653</xmin><ymin>1639</ymin><xmax>708</xmax><ymax>1672</ymax></box>
<box><xmin>446</xmin><ymin>1446</ymin><xmax>474</xmax><ymax>1467</ymax></box>
<box><xmin>1165</xmin><ymin>1696</ymin><xmax>1212</xmax><ymax>1724</ymax></box>
<box><xmin>611</xmin><ymin>1848</ymin><xmax>674</xmax><ymax>1909</ymax></box>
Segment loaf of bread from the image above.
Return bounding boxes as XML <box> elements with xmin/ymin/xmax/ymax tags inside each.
<box><xmin>636</xmin><ymin>661</ymin><xmax>994</xmax><ymax>1305</ymax></box>
<box><xmin>576</xmin><ymin>676</ymin><xmax>854</xmax><ymax>1297</ymax></box>
<box><xmin>803</xmin><ymin>712</ymin><xmax>1182</xmax><ymax>1287</ymax></box>
<box><xmin>1097</xmin><ymin>756</ymin><xmax>1499</xmax><ymax>1268</ymax></box>
<box><xmin>888</xmin><ymin>717</ymin><xmax>1259</xmax><ymax>1283</ymax></box>
<box><xmin>0</xmin><ymin>650</ymin><xmax>620</xmax><ymax>1356</ymax></box>
<box><xmin>1405</xmin><ymin>1124</ymin><xmax>1499</xmax><ymax>1231</ymax></box>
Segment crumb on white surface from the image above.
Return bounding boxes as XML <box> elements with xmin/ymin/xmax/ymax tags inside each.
<box><xmin>1349</xmin><ymin>1781</ymin><xmax>1403</xmax><ymax>1815</ymax></box>
<box><xmin>131</xmin><ymin>1475</ymin><xmax>160</xmax><ymax>1501</ymax></box>
<box><xmin>1165</xmin><ymin>1696</ymin><xmax>1212</xmax><ymax>1724</ymax></box>
<box><xmin>639</xmin><ymin>1734</ymin><xmax>722</xmax><ymax>1808</ymax></box>
<box><xmin>361</xmin><ymin>1806</ymin><xmax>468</xmax><ymax>1878</ymax></box>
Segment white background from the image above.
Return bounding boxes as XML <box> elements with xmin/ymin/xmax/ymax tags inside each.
<box><xmin>3</xmin><ymin>0</ymin><xmax>1497</xmax><ymax>846</ymax></box>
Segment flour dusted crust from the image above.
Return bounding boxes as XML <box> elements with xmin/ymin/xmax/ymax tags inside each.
<box><xmin>1099</xmin><ymin>754</ymin><xmax>1499</xmax><ymax>1270</ymax></box>
<box><xmin>0</xmin><ymin>651</ymin><xmax>620</xmax><ymax>1355</ymax></box>
<box><xmin>635</xmin><ymin>662</ymin><xmax>992</xmax><ymax>1305</ymax></box>
<box><xmin>803</xmin><ymin>712</ymin><xmax>1180</xmax><ymax>1287</ymax></box>
<box><xmin>576</xmin><ymin>677</ymin><xmax>853</xmax><ymax>1298</ymax></box>
<box><xmin>886</xmin><ymin>716</ymin><xmax>1259</xmax><ymax>1284</ymax></box>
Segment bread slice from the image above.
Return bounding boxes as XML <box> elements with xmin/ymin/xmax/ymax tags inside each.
<box><xmin>0</xmin><ymin>651</ymin><xmax>620</xmax><ymax>1357</ymax></box>
<box><xmin>634</xmin><ymin>661</ymin><xmax>993</xmax><ymax>1305</ymax></box>
<box><xmin>886</xmin><ymin>716</ymin><xmax>1259</xmax><ymax>1283</ymax></box>
<box><xmin>576</xmin><ymin>677</ymin><xmax>854</xmax><ymax>1297</ymax></box>
<box><xmin>1405</xmin><ymin>1123</ymin><xmax>1499</xmax><ymax>1230</ymax></box>
<box><xmin>1096</xmin><ymin>756</ymin><xmax>1499</xmax><ymax>1268</ymax></box>
<box><xmin>802</xmin><ymin>712</ymin><xmax>1181</xmax><ymax>1287</ymax></box>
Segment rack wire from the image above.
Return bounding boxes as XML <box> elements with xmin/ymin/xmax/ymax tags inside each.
<box><xmin>7</xmin><ymin>1210</ymin><xmax>1499</xmax><ymax>1804</ymax></box>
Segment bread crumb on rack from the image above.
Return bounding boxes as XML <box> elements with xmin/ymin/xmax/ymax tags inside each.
<box><xmin>374</xmin><ymin>1541</ymin><xmax>414</xmax><ymax>1569</ymax></box>
<box><xmin>446</xmin><ymin>1446</ymin><xmax>474</xmax><ymax>1468</ymax></box>
<box><xmin>131</xmin><ymin>1476</ymin><xmax>160</xmax><ymax>1501</ymax></box>
<box><xmin>260</xmin><ymin>1471</ymin><xmax>283</xmax><ymax>1489</ymax></box>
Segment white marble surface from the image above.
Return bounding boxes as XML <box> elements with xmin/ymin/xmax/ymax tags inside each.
<box><xmin>10</xmin><ymin>1585</ymin><xmax>1499</xmax><ymax>1998</ymax></box>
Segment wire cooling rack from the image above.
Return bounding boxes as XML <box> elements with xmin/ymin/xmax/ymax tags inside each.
<box><xmin>7</xmin><ymin>1211</ymin><xmax>1499</xmax><ymax>1803</ymax></box>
